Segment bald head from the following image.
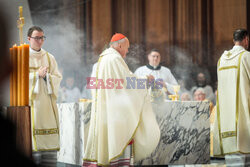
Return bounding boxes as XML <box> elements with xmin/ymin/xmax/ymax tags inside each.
<box><xmin>110</xmin><ymin>37</ymin><xmax>130</xmax><ymax>58</ymax></box>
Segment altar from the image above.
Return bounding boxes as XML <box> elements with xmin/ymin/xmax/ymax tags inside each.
<box><xmin>57</xmin><ymin>101</ymin><xmax>210</xmax><ymax>166</ymax></box>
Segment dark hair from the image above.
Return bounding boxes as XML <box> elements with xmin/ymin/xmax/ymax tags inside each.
<box><xmin>148</xmin><ymin>48</ymin><xmax>160</xmax><ymax>55</ymax></box>
<box><xmin>233</xmin><ymin>29</ymin><xmax>248</xmax><ymax>42</ymax></box>
<box><xmin>27</xmin><ymin>26</ymin><xmax>43</xmax><ymax>37</ymax></box>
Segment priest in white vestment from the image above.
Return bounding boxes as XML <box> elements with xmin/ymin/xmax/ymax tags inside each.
<box><xmin>213</xmin><ymin>28</ymin><xmax>250</xmax><ymax>165</ymax></box>
<box><xmin>134</xmin><ymin>49</ymin><xmax>178</xmax><ymax>100</ymax></box>
<box><xmin>83</xmin><ymin>33</ymin><xmax>160</xmax><ymax>166</ymax></box>
<box><xmin>28</xmin><ymin>26</ymin><xmax>62</xmax><ymax>165</ymax></box>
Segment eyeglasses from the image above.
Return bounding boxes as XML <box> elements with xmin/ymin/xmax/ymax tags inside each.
<box><xmin>30</xmin><ymin>36</ymin><xmax>46</xmax><ymax>41</ymax></box>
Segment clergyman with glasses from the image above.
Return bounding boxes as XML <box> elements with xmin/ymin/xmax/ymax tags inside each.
<box><xmin>27</xmin><ymin>26</ymin><xmax>62</xmax><ymax>166</ymax></box>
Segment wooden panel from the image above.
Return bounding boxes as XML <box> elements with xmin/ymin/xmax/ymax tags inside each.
<box><xmin>110</xmin><ymin>0</ymin><xmax>145</xmax><ymax>71</ymax></box>
<box><xmin>111</xmin><ymin>0</ymin><xmax>128</xmax><ymax>34</ymax></box>
<box><xmin>212</xmin><ymin>0</ymin><xmax>247</xmax><ymax>64</ymax></box>
<box><xmin>126</xmin><ymin>0</ymin><xmax>146</xmax><ymax>70</ymax></box>
<box><xmin>92</xmin><ymin>0</ymin><xmax>112</xmax><ymax>56</ymax></box>
<box><xmin>145</xmin><ymin>0</ymin><xmax>174</xmax><ymax>66</ymax></box>
<box><xmin>76</xmin><ymin>0</ymin><xmax>248</xmax><ymax>84</ymax></box>
<box><xmin>174</xmin><ymin>0</ymin><xmax>204</xmax><ymax>65</ymax></box>
<box><xmin>29</xmin><ymin>0</ymin><xmax>249</xmax><ymax>83</ymax></box>
<box><xmin>7</xmin><ymin>106</ymin><xmax>32</xmax><ymax>158</ymax></box>
<box><xmin>111</xmin><ymin>0</ymin><xmax>145</xmax><ymax>43</ymax></box>
<box><xmin>144</xmin><ymin>0</ymin><xmax>209</xmax><ymax>66</ymax></box>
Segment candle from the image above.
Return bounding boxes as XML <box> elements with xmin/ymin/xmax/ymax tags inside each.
<box><xmin>13</xmin><ymin>45</ymin><xmax>18</xmax><ymax>106</ymax></box>
<box><xmin>17</xmin><ymin>45</ymin><xmax>22</xmax><ymax>106</ymax></box>
<box><xmin>9</xmin><ymin>48</ymin><xmax>13</xmax><ymax>106</ymax></box>
<box><xmin>21</xmin><ymin>44</ymin><xmax>29</xmax><ymax>105</ymax></box>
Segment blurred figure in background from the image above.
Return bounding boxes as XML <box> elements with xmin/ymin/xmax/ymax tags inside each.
<box><xmin>193</xmin><ymin>88</ymin><xmax>214</xmax><ymax>114</ymax></box>
<box><xmin>63</xmin><ymin>76</ymin><xmax>81</xmax><ymax>103</ymax></box>
<box><xmin>191</xmin><ymin>72</ymin><xmax>215</xmax><ymax>103</ymax></box>
<box><xmin>193</xmin><ymin>88</ymin><xmax>206</xmax><ymax>101</ymax></box>
<box><xmin>178</xmin><ymin>79</ymin><xmax>192</xmax><ymax>101</ymax></box>
<box><xmin>180</xmin><ymin>92</ymin><xmax>191</xmax><ymax>101</ymax></box>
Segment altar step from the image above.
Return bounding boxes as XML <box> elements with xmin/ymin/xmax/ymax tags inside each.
<box><xmin>33</xmin><ymin>151</ymin><xmax>57</xmax><ymax>167</ymax></box>
<box><xmin>57</xmin><ymin>162</ymin><xmax>80</xmax><ymax>167</ymax></box>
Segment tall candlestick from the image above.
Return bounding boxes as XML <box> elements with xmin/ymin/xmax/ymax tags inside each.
<box><xmin>9</xmin><ymin>6</ymin><xmax>29</xmax><ymax>106</ymax></box>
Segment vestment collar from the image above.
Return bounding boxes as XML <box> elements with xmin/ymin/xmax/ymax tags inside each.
<box><xmin>146</xmin><ymin>64</ymin><xmax>161</xmax><ymax>70</ymax></box>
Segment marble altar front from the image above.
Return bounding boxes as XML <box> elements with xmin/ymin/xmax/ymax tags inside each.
<box><xmin>57</xmin><ymin>101</ymin><xmax>210</xmax><ymax>166</ymax></box>
<box><xmin>57</xmin><ymin>101</ymin><xmax>91</xmax><ymax>166</ymax></box>
<box><xmin>138</xmin><ymin>101</ymin><xmax>210</xmax><ymax>165</ymax></box>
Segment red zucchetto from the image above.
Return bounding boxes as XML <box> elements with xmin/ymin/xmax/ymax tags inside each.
<box><xmin>110</xmin><ymin>33</ymin><xmax>126</xmax><ymax>42</ymax></box>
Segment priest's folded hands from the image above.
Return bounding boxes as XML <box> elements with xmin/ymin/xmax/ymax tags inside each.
<box><xmin>38</xmin><ymin>66</ymin><xmax>48</xmax><ymax>78</ymax></box>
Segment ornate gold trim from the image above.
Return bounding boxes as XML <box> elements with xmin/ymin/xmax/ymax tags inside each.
<box><xmin>29</xmin><ymin>72</ymin><xmax>36</xmax><ymax>99</ymax></box>
<box><xmin>235</xmin><ymin>51</ymin><xmax>244</xmax><ymax>143</ymax></box>
<box><xmin>214</xmin><ymin>150</ymin><xmax>250</xmax><ymax>156</ymax></box>
<box><xmin>32</xmin><ymin>147</ymin><xmax>60</xmax><ymax>152</ymax></box>
<box><xmin>216</xmin><ymin>91</ymin><xmax>224</xmax><ymax>154</ymax></box>
<box><xmin>46</xmin><ymin>52</ymin><xmax>51</xmax><ymax>73</ymax></box>
<box><xmin>46</xmin><ymin>53</ymin><xmax>60</xmax><ymax>133</ymax></box>
<box><xmin>30</xmin><ymin>71</ymin><xmax>38</xmax><ymax>151</ymax></box>
<box><xmin>83</xmin><ymin>158</ymin><xmax>97</xmax><ymax>162</ymax></box>
<box><xmin>216</xmin><ymin>56</ymin><xmax>223</xmax><ymax>155</ymax></box>
<box><xmin>46</xmin><ymin>52</ymin><xmax>54</xmax><ymax>93</ymax></box>
<box><xmin>219</xmin><ymin>65</ymin><xmax>238</xmax><ymax>71</ymax></box>
<box><xmin>29</xmin><ymin>67</ymin><xmax>40</xmax><ymax>71</ymax></box>
<box><xmin>34</xmin><ymin>128</ymin><xmax>59</xmax><ymax>135</ymax></box>
<box><xmin>221</xmin><ymin>131</ymin><xmax>236</xmax><ymax>138</ymax></box>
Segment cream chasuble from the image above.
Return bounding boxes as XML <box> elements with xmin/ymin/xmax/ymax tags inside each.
<box><xmin>83</xmin><ymin>48</ymin><xmax>160</xmax><ymax>165</ymax></box>
<box><xmin>29</xmin><ymin>48</ymin><xmax>62</xmax><ymax>151</ymax></box>
<box><xmin>213</xmin><ymin>45</ymin><xmax>250</xmax><ymax>156</ymax></box>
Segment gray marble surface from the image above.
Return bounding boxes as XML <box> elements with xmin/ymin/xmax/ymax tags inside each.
<box><xmin>57</xmin><ymin>102</ymin><xmax>91</xmax><ymax>166</ymax></box>
<box><xmin>138</xmin><ymin>101</ymin><xmax>210</xmax><ymax>165</ymax></box>
<box><xmin>57</xmin><ymin>100</ymin><xmax>210</xmax><ymax>166</ymax></box>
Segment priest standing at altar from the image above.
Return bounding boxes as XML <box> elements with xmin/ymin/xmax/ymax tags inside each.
<box><xmin>213</xmin><ymin>28</ymin><xmax>250</xmax><ymax>166</ymax></box>
<box><xmin>134</xmin><ymin>49</ymin><xmax>178</xmax><ymax>99</ymax></box>
<box><xmin>83</xmin><ymin>33</ymin><xmax>160</xmax><ymax>166</ymax></box>
<box><xmin>28</xmin><ymin>26</ymin><xmax>62</xmax><ymax>166</ymax></box>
